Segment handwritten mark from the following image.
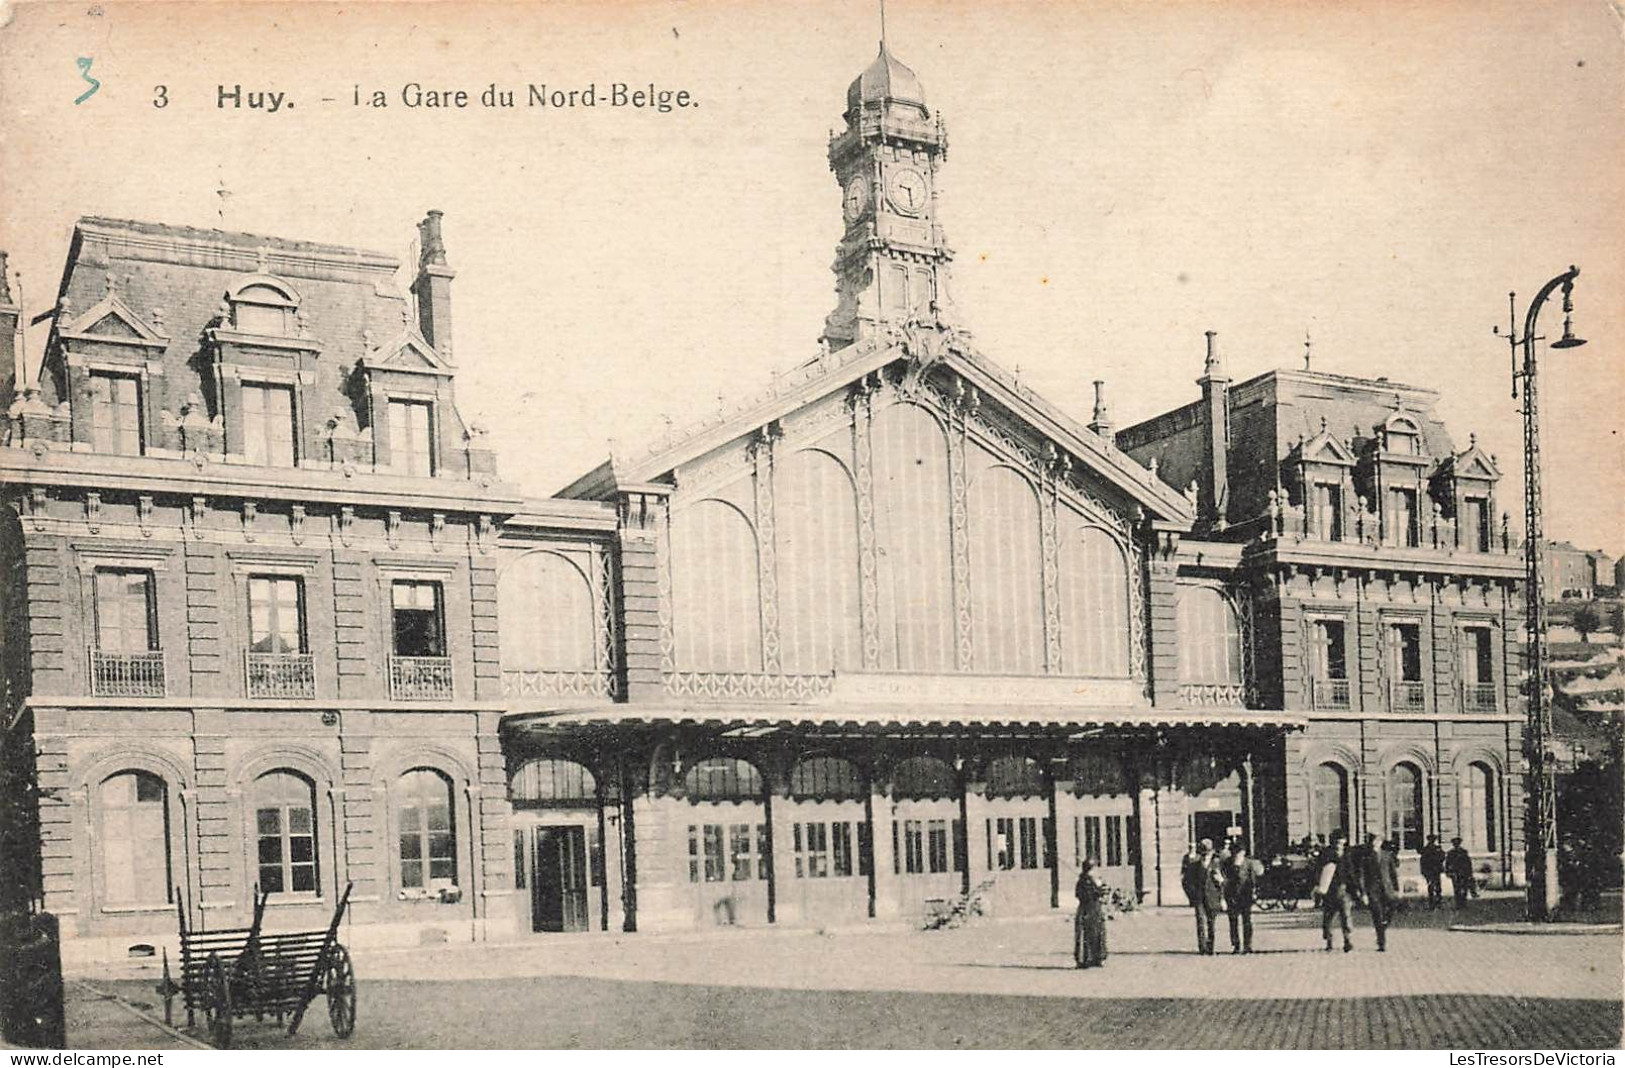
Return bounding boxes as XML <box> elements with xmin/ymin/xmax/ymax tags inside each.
<box><xmin>74</xmin><ymin>57</ymin><xmax>100</xmax><ymax>105</ymax></box>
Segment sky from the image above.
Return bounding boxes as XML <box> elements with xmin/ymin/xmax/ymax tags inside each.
<box><xmin>1</xmin><ymin>0</ymin><xmax>1620</xmax><ymax>551</ymax></box>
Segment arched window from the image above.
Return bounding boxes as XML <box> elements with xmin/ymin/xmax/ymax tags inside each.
<box><xmin>499</xmin><ymin>552</ymin><xmax>598</xmax><ymax>672</ymax></box>
<box><xmin>891</xmin><ymin>756</ymin><xmax>958</xmax><ymax>800</ymax></box>
<box><xmin>683</xmin><ymin>757</ymin><xmax>762</xmax><ymax>802</ymax></box>
<box><xmin>229</xmin><ymin>279</ymin><xmax>299</xmax><ymax>336</ymax></box>
<box><xmin>509</xmin><ymin>758</ymin><xmax>596</xmax><ymax>807</ymax></box>
<box><xmin>871</xmin><ymin>404</ymin><xmax>954</xmax><ymax>672</ymax></box>
<box><xmin>777</xmin><ymin>450</ymin><xmax>861</xmax><ymax>674</ymax></box>
<box><xmin>1311</xmin><ymin>763</ymin><xmax>1350</xmax><ymax>843</ymax></box>
<box><xmin>1460</xmin><ymin>762</ymin><xmax>1496</xmax><ymax>854</ymax></box>
<box><xmin>670</xmin><ymin>500</ymin><xmax>762</xmax><ymax>672</ymax></box>
<box><xmin>985</xmin><ymin>756</ymin><xmax>1044</xmax><ymax>799</ymax></box>
<box><xmin>1386</xmin><ymin>762</ymin><xmax>1425</xmax><ymax>851</ymax></box>
<box><xmin>254</xmin><ymin>770</ymin><xmax>319</xmax><ymax>895</ymax></box>
<box><xmin>398</xmin><ymin>768</ymin><xmax>458</xmax><ymax>891</ymax></box>
<box><xmin>1058</xmin><ymin>525</ymin><xmax>1131</xmax><ymax>677</ymax></box>
<box><xmin>100</xmin><ymin>771</ymin><xmax>172</xmax><ymax>907</ymax></box>
<box><xmin>1178</xmin><ymin>586</ymin><xmax>1243</xmax><ymax>684</ymax></box>
<box><xmin>788</xmin><ymin>756</ymin><xmax>864</xmax><ymax>801</ymax></box>
<box><xmin>968</xmin><ymin>467</ymin><xmax>1044</xmax><ymax>673</ymax></box>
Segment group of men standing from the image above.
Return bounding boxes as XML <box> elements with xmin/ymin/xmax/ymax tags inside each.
<box><xmin>1180</xmin><ymin>839</ymin><xmax>1262</xmax><ymax>955</ymax></box>
<box><xmin>1181</xmin><ymin>832</ymin><xmax>1483</xmax><ymax>956</ymax></box>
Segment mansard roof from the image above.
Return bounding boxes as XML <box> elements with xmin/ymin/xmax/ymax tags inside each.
<box><xmin>558</xmin><ymin>324</ymin><xmax>1195</xmax><ymax>525</ymax></box>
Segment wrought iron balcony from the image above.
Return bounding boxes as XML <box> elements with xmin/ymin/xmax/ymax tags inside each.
<box><xmin>246</xmin><ymin>651</ymin><xmax>316</xmax><ymax>699</ymax></box>
<box><xmin>1462</xmin><ymin>681</ymin><xmax>1499</xmax><ymax>713</ymax></box>
<box><xmin>388</xmin><ymin>655</ymin><xmax>454</xmax><ymax>701</ymax></box>
<box><xmin>1177</xmin><ymin>682</ymin><xmax>1247</xmax><ymax>707</ymax></box>
<box><xmin>89</xmin><ymin>648</ymin><xmax>166</xmax><ymax>697</ymax></box>
<box><xmin>1311</xmin><ymin>677</ymin><xmax>1351</xmax><ymax>710</ymax></box>
<box><xmin>1390</xmin><ymin>679</ymin><xmax>1428</xmax><ymax>712</ymax></box>
<box><xmin>502</xmin><ymin>669</ymin><xmax>618</xmax><ymax>699</ymax></box>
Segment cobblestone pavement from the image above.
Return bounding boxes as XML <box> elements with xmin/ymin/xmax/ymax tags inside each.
<box><xmin>66</xmin><ymin>894</ymin><xmax>1622</xmax><ymax>1049</ymax></box>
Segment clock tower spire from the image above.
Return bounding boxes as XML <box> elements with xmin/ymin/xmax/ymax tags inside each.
<box><xmin>823</xmin><ymin>42</ymin><xmax>954</xmax><ymax>350</ymax></box>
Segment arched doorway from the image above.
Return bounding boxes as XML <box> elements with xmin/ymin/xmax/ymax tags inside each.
<box><xmin>887</xmin><ymin>756</ymin><xmax>963</xmax><ymax>919</ymax></box>
<box><xmin>982</xmin><ymin>756</ymin><xmax>1054</xmax><ymax>914</ymax></box>
<box><xmin>781</xmin><ymin>755</ymin><xmax>870</xmax><ymax>926</ymax></box>
<box><xmin>509</xmin><ymin>757</ymin><xmax>606</xmax><ymax>933</ymax></box>
<box><xmin>681</xmin><ymin>756</ymin><xmax>770</xmax><ymax>927</ymax></box>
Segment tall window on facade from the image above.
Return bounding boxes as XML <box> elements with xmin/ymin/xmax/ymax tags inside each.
<box><xmin>1386</xmin><ymin>762</ymin><xmax>1425</xmax><ymax>851</ymax></box>
<box><xmin>968</xmin><ymin>467</ymin><xmax>1044</xmax><ymax>674</ymax></box>
<box><xmin>1461</xmin><ymin>627</ymin><xmax>1496</xmax><ymax>710</ymax></box>
<box><xmin>1313</xmin><ymin>482</ymin><xmax>1343</xmax><ymax>540</ymax></box>
<box><xmin>1311</xmin><ymin>619</ymin><xmax>1348</xmax><ymax>708</ymax></box>
<box><xmin>398</xmin><ymin>769</ymin><xmax>457</xmax><ymax>891</ymax></box>
<box><xmin>498</xmin><ymin>552</ymin><xmax>597</xmax><ymax>672</ymax></box>
<box><xmin>1177</xmin><ymin>586</ymin><xmax>1243</xmax><ymax>685</ymax></box>
<box><xmin>1311</xmin><ymin>763</ymin><xmax>1350</xmax><ymax>843</ymax></box>
<box><xmin>1058</xmin><ymin>526</ymin><xmax>1131</xmax><ymax>677</ymax></box>
<box><xmin>895</xmin><ymin>818</ymin><xmax>960</xmax><ymax>875</ymax></box>
<box><xmin>776</xmin><ymin>449</ymin><xmax>862</xmax><ymax>675</ymax></box>
<box><xmin>1462</xmin><ymin>497</ymin><xmax>1490</xmax><ymax>552</ymax></box>
<box><xmin>254</xmin><ymin>770</ymin><xmax>319</xmax><ymax>894</ymax></box>
<box><xmin>247</xmin><ymin>576</ymin><xmax>305</xmax><ymax>653</ymax></box>
<box><xmin>1387</xmin><ymin>622</ymin><xmax>1424</xmax><ymax>710</ymax></box>
<box><xmin>1460</xmin><ymin>763</ymin><xmax>1496</xmax><ymax>854</ymax></box>
<box><xmin>670</xmin><ymin>500</ymin><xmax>763</xmax><ymax>673</ymax></box>
<box><xmin>89</xmin><ymin>372</ymin><xmax>143</xmax><ymax>456</ymax></box>
<box><xmin>242</xmin><ymin>382</ymin><xmax>297</xmax><ymax>466</ymax></box>
<box><xmin>392</xmin><ymin>581</ymin><xmax>445</xmax><ymax>657</ymax></box>
<box><xmin>388</xmin><ymin>399</ymin><xmax>436</xmax><ymax>476</ymax></box>
<box><xmin>1387</xmin><ymin>487</ymin><xmax>1420</xmax><ymax>547</ymax></box>
<box><xmin>94</xmin><ymin>570</ymin><xmax>157</xmax><ymax>652</ymax></box>
<box><xmin>100</xmin><ymin>771</ymin><xmax>172</xmax><ymax>906</ymax></box>
<box><xmin>870</xmin><ymin>403</ymin><xmax>954</xmax><ymax>672</ymax></box>
<box><xmin>1385</xmin><ymin>426</ymin><xmax>1421</xmax><ymax>455</ymax></box>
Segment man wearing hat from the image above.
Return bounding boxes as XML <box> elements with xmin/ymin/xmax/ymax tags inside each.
<box><xmin>1420</xmin><ymin>834</ymin><xmax>1446</xmax><ymax>909</ymax></box>
<box><xmin>1181</xmin><ymin>838</ymin><xmax>1225</xmax><ymax>955</ymax></box>
<box><xmin>1355</xmin><ymin>832</ymin><xmax>1397</xmax><ymax>951</ymax></box>
<box><xmin>1317</xmin><ymin>832</ymin><xmax>1361</xmax><ymax>952</ymax></box>
<box><xmin>1223</xmin><ymin>840</ymin><xmax>1261</xmax><ymax>954</ymax></box>
<box><xmin>1445</xmin><ymin>837</ymin><xmax>1476</xmax><ymax>908</ymax></box>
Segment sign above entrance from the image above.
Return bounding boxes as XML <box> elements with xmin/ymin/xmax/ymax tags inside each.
<box><xmin>827</xmin><ymin>672</ymin><xmax>1142</xmax><ymax>708</ymax></box>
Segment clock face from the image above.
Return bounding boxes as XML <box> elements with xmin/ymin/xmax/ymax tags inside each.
<box><xmin>842</xmin><ymin>177</ymin><xmax>869</xmax><ymax>223</ymax></box>
<box><xmin>888</xmin><ymin>167</ymin><xmax>928</xmax><ymax>216</ymax></box>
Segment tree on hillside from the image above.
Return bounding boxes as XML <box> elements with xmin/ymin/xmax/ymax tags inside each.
<box><xmin>1574</xmin><ymin>603</ymin><xmax>1602</xmax><ymax>644</ymax></box>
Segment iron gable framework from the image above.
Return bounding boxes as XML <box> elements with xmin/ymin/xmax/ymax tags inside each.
<box><xmin>1</xmin><ymin>43</ymin><xmax>1524</xmax><ymax>951</ymax></box>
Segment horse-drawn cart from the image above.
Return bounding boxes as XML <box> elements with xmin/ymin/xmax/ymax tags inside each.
<box><xmin>161</xmin><ymin>883</ymin><xmax>356</xmax><ymax>1048</ymax></box>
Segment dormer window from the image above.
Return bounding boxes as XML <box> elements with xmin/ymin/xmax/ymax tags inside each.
<box><xmin>1382</xmin><ymin>415</ymin><xmax>1424</xmax><ymax>456</ymax></box>
<box><xmin>227</xmin><ymin>278</ymin><xmax>300</xmax><ymax>337</ymax></box>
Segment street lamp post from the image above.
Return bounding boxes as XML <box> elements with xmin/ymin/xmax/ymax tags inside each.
<box><xmin>1493</xmin><ymin>266</ymin><xmax>1585</xmax><ymax>922</ymax></box>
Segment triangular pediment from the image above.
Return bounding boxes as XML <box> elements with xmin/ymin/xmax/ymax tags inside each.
<box><xmin>1291</xmin><ymin>420</ymin><xmax>1355</xmax><ymax>467</ymax></box>
<box><xmin>60</xmin><ymin>296</ymin><xmax>168</xmax><ymax>347</ymax></box>
<box><xmin>361</xmin><ymin>329</ymin><xmax>453</xmax><ymax>375</ymax></box>
<box><xmin>1445</xmin><ymin>439</ymin><xmax>1500</xmax><ymax>482</ymax></box>
<box><xmin>562</xmin><ymin>323</ymin><xmax>1194</xmax><ymax>525</ymax></box>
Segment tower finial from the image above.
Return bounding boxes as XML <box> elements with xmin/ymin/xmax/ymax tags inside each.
<box><xmin>879</xmin><ymin>0</ymin><xmax>886</xmax><ymax>48</ymax></box>
<box><xmin>1304</xmin><ymin>329</ymin><xmax>1313</xmax><ymax>371</ymax></box>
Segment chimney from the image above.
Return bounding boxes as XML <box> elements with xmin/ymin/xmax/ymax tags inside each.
<box><xmin>411</xmin><ymin>211</ymin><xmax>455</xmax><ymax>357</ymax></box>
<box><xmin>1198</xmin><ymin>330</ymin><xmax>1230</xmax><ymax>526</ymax></box>
<box><xmin>1088</xmin><ymin>379</ymin><xmax>1114</xmax><ymax>438</ymax></box>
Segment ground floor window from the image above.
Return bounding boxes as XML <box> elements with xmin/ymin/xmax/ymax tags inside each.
<box><xmin>894</xmin><ymin>818</ymin><xmax>962</xmax><ymax>875</ymax></box>
<box><xmin>254</xmin><ymin>770</ymin><xmax>319</xmax><ymax>895</ymax></box>
<box><xmin>398</xmin><ymin>768</ymin><xmax>458</xmax><ymax>892</ymax></box>
<box><xmin>687</xmin><ymin>823</ymin><xmax>767</xmax><ymax>883</ymax></box>
<box><xmin>792</xmin><ymin>820</ymin><xmax>871</xmax><ymax>879</ymax></box>
<box><xmin>100</xmin><ymin>770</ymin><xmax>173</xmax><ymax>907</ymax></box>
<box><xmin>1074</xmin><ymin>814</ymin><xmax>1131</xmax><ymax>868</ymax></box>
<box><xmin>988</xmin><ymin>816</ymin><xmax>1052</xmax><ymax>871</ymax></box>
<box><xmin>1386</xmin><ymin>762</ymin><xmax>1426</xmax><ymax>851</ymax></box>
<box><xmin>1312</xmin><ymin>762</ymin><xmax>1350</xmax><ymax>843</ymax></box>
<box><xmin>1460</xmin><ymin>762</ymin><xmax>1496</xmax><ymax>854</ymax></box>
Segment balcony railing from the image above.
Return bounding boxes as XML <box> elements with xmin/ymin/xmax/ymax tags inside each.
<box><xmin>1262</xmin><ymin>495</ymin><xmax>1520</xmax><ymax>555</ymax></box>
<box><xmin>502</xmin><ymin>669</ymin><xmax>618</xmax><ymax>700</ymax></box>
<box><xmin>1311</xmin><ymin>677</ymin><xmax>1350</xmax><ymax>710</ymax></box>
<box><xmin>1389</xmin><ymin>679</ymin><xmax>1428</xmax><ymax>712</ymax></box>
<box><xmin>246</xmin><ymin>651</ymin><xmax>316</xmax><ymax>699</ymax></box>
<box><xmin>1177</xmin><ymin>682</ymin><xmax>1247</xmax><ymax>707</ymax></box>
<box><xmin>89</xmin><ymin>648</ymin><xmax>166</xmax><ymax>697</ymax></box>
<box><xmin>388</xmin><ymin>655</ymin><xmax>454</xmax><ymax>701</ymax></box>
<box><xmin>1462</xmin><ymin>681</ymin><xmax>1499</xmax><ymax>713</ymax></box>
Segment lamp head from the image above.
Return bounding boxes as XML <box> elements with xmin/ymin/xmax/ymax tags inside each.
<box><xmin>1551</xmin><ymin>327</ymin><xmax>1586</xmax><ymax>350</ymax></box>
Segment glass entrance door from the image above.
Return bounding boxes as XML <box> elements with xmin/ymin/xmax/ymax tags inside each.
<box><xmin>515</xmin><ymin>823</ymin><xmax>590</xmax><ymax>933</ymax></box>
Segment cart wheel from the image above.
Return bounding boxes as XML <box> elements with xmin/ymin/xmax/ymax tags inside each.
<box><xmin>1257</xmin><ymin>898</ymin><xmax>1277</xmax><ymax>912</ymax></box>
<box><xmin>203</xmin><ymin>953</ymin><xmax>233</xmax><ymax>1049</ymax></box>
<box><xmin>325</xmin><ymin>944</ymin><xmax>356</xmax><ymax>1039</ymax></box>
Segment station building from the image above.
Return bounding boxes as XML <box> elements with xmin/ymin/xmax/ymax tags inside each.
<box><xmin>0</xmin><ymin>44</ymin><xmax>1526</xmax><ymax>953</ymax></box>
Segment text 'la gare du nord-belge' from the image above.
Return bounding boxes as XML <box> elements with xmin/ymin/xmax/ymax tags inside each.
<box><xmin>213</xmin><ymin>83</ymin><xmax>697</xmax><ymax>114</ymax></box>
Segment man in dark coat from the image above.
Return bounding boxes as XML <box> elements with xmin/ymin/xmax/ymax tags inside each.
<box><xmin>1223</xmin><ymin>841</ymin><xmax>1260</xmax><ymax>954</ymax></box>
<box><xmin>1354</xmin><ymin>833</ymin><xmax>1398</xmax><ymax>951</ymax></box>
<box><xmin>1420</xmin><ymin>834</ymin><xmax>1446</xmax><ymax>910</ymax></box>
<box><xmin>1182</xmin><ymin>839</ymin><xmax>1224</xmax><ymax>955</ymax></box>
<box><xmin>1319</xmin><ymin>834</ymin><xmax>1361</xmax><ymax>952</ymax></box>
<box><xmin>1446</xmin><ymin>837</ymin><xmax>1476</xmax><ymax>907</ymax></box>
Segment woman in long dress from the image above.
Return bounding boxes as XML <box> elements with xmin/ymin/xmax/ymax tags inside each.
<box><xmin>1074</xmin><ymin>859</ymin><xmax>1109</xmax><ymax>968</ymax></box>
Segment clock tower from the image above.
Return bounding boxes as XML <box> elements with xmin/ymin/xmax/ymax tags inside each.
<box><xmin>823</xmin><ymin>43</ymin><xmax>955</xmax><ymax>350</ymax></box>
